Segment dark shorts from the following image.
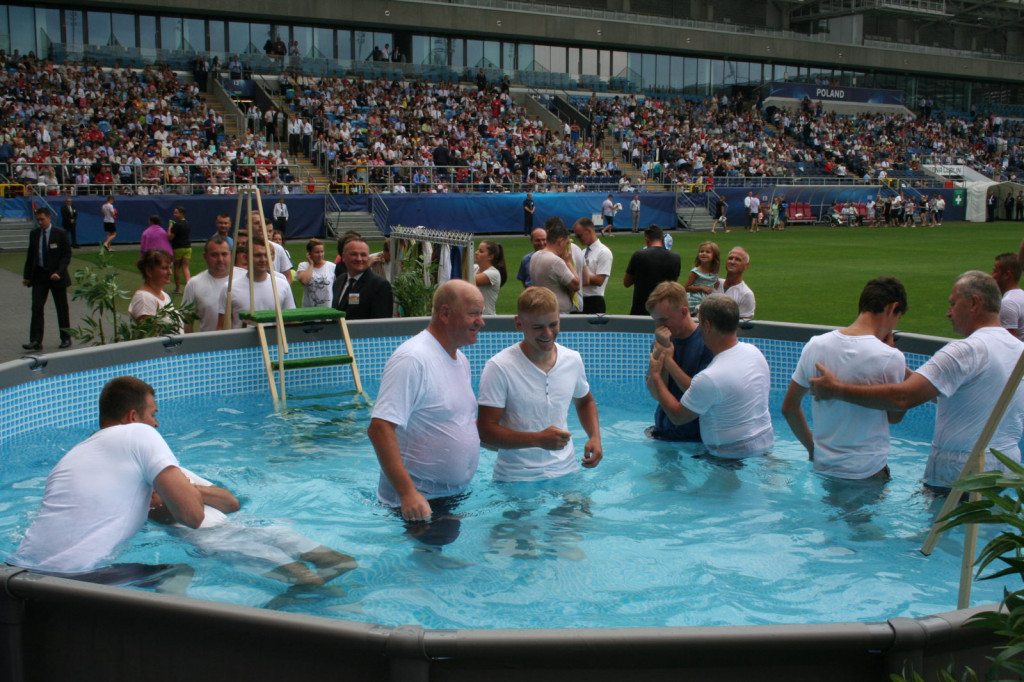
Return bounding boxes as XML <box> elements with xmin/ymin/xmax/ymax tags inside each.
<box><xmin>103</xmin><ymin>222</ymin><xmax>117</xmax><ymax>233</ymax></box>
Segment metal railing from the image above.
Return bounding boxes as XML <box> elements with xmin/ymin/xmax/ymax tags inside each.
<box><xmin>12</xmin><ymin>162</ymin><xmax>323</xmax><ymax>197</ymax></box>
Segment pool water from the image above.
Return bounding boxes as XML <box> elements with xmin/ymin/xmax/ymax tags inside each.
<box><xmin>0</xmin><ymin>385</ymin><xmax>1012</xmax><ymax>630</ymax></box>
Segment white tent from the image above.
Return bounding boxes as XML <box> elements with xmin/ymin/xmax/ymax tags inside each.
<box><xmin>971</xmin><ymin>181</ymin><xmax>1024</xmax><ymax>222</ymax></box>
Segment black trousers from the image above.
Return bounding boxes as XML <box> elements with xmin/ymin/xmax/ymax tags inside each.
<box><xmin>29</xmin><ymin>273</ymin><xmax>70</xmax><ymax>343</ymax></box>
<box><xmin>582</xmin><ymin>296</ymin><xmax>606</xmax><ymax>314</ymax></box>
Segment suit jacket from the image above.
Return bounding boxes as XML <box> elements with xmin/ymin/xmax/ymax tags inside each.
<box><xmin>61</xmin><ymin>203</ymin><xmax>77</xmax><ymax>227</ymax></box>
<box><xmin>331</xmin><ymin>269</ymin><xmax>393</xmax><ymax>320</ymax></box>
<box><xmin>23</xmin><ymin>225</ymin><xmax>71</xmax><ymax>286</ymax></box>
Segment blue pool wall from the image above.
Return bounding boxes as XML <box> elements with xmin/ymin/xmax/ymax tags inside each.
<box><xmin>0</xmin><ymin>315</ymin><xmax>1004</xmax><ymax>682</ymax></box>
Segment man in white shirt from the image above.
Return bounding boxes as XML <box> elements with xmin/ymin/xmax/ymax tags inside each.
<box><xmin>646</xmin><ymin>294</ymin><xmax>774</xmax><ymax>458</ymax></box>
<box><xmin>718</xmin><ymin>247</ymin><xmax>756</xmax><ymax>321</ymax></box>
<box><xmin>217</xmin><ymin>238</ymin><xmax>295</xmax><ymax>329</ymax></box>
<box><xmin>7</xmin><ymin>376</ymin><xmax>204</xmax><ymax>580</ymax></box>
<box><xmin>572</xmin><ymin>217</ymin><xmax>612</xmax><ymax>314</ymax></box>
<box><xmin>272</xmin><ymin>197</ymin><xmax>289</xmax><ymax>233</ymax></box>
<box><xmin>782</xmin><ymin>277</ymin><xmax>907</xmax><ymax>479</ymax></box>
<box><xmin>478</xmin><ymin>287</ymin><xmax>602</xmax><ymax>482</ymax></box>
<box><xmin>994</xmin><ymin>252</ymin><xmax>1024</xmax><ymax>340</ymax></box>
<box><xmin>182</xmin><ymin>237</ymin><xmax>232</xmax><ymax>332</ymax></box>
<box><xmin>811</xmin><ymin>271</ymin><xmax>1024</xmax><ymax>488</ymax></box>
<box><xmin>368</xmin><ymin>280</ymin><xmax>484</xmax><ymax>523</ymax></box>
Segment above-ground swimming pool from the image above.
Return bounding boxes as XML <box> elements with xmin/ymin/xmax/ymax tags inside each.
<box><xmin>0</xmin><ymin>317</ymin><xmax>1011</xmax><ymax>681</ymax></box>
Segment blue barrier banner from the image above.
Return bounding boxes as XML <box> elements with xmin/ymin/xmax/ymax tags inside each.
<box><xmin>381</xmin><ymin>192</ymin><xmax>679</xmax><ymax>234</ymax></box>
<box><xmin>767</xmin><ymin>82</ymin><xmax>905</xmax><ymax>106</ymax></box>
<box><xmin>56</xmin><ymin>194</ymin><xmax>327</xmax><ymax>247</ymax></box>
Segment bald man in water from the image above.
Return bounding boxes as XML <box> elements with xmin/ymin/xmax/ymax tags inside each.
<box><xmin>368</xmin><ymin>279</ymin><xmax>484</xmax><ymax>523</ymax></box>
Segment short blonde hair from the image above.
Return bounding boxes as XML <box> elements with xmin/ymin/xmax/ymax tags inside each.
<box><xmin>518</xmin><ymin>286</ymin><xmax>558</xmax><ymax>316</ymax></box>
<box><xmin>645</xmin><ymin>281</ymin><xmax>688</xmax><ymax>313</ymax></box>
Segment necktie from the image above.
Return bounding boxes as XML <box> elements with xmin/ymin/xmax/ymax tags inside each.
<box><xmin>39</xmin><ymin>228</ymin><xmax>48</xmax><ymax>263</ymax></box>
<box><xmin>339</xmin><ymin>276</ymin><xmax>355</xmax><ymax>308</ymax></box>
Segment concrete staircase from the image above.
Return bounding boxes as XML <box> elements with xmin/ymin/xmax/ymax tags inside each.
<box><xmin>325</xmin><ymin>209</ymin><xmax>386</xmax><ymax>242</ymax></box>
<box><xmin>0</xmin><ymin>218</ymin><xmax>34</xmax><ymax>251</ymax></box>
<box><xmin>676</xmin><ymin>205</ymin><xmax>716</xmax><ymax>232</ymax></box>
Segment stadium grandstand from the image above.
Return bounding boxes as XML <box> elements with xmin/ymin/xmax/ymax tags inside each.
<box><xmin>1</xmin><ymin>0</ymin><xmax>1023</xmax><ymax>244</ymax></box>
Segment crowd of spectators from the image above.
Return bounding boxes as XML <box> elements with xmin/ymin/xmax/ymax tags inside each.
<box><xmin>582</xmin><ymin>91</ymin><xmax>1024</xmax><ymax>188</ymax></box>
<box><xmin>0</xmin><ymin>52</ymin><xmax>301</xmax><ymax>196</ymax></box>
<box><xmin>3</xmin><ymin>48</ymin><xmax>1024</xmax><ymax>199</ymax></box>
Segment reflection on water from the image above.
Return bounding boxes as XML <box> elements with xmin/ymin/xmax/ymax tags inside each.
<box><xmin>0</xmin><ymin>387</ymin><xmax>1015</xmax><ymax>630</ymax></box>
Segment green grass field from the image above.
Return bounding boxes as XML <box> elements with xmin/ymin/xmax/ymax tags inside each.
<box><xmin>489</xmin><ymin>221</ymin><xmax>1024</xmax><ymax>338</ymax></box>
<box><xmin>2</xmin><ymin>221</ymin><xmax>1020</xmax><ymax>338</ymax></box>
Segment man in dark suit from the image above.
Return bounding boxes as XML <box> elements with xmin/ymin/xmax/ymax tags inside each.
<box><xmin>60</xmin><ymin>197</ymin><xmax>79</xmax><ymax>248</ymax></box>
<box><xmin>332</xmin><ymin>238</ymin><xmax>393</xmax><ymax>320</ymax></box>
<box><xmin>23</xmin><ymin>207</ymin><xmax>72</xmax><ymax>350</ymax></box>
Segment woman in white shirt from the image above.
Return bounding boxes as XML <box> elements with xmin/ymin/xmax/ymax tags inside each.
<box><xmin>129</xmin><ymin>249</ymin><xmax>184</xmax><ymax>334</ymax></box>
<box><xmin>473</xmin><ymin>240</ymin><xmax>508</xmax><ymax>315</ymax></box>
<box><xmin>295</xmin><ymin>238</ymin><xmax>336</xmax><ymax>307</ymax></box>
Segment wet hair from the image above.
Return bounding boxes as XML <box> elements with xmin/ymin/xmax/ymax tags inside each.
<box><xmin>544</xmin><ymin>216</ymin><xmax>564</xmax><ymax>231</ymax></box>
<box><xmin>698</xmin><ymin>293</ymin><xmax>739</xmax><ymax>333</ymax></box>
<box><xmin>518</xmin><ymin>285</ymin><xmax>558</xmax><ymax>316</ymax></box>
<box><xmin>645</xmin><ymin>281</ymin><xmax>688</xmax><ymax>313</ymax></box>
<box><xmin>136</xmin><ymin>248</ymin><xmax>173</xmax><ymax>277</ymax></box>
<box><xmin>174</xmin><ymin>205</ymin><xmax>186</xmax><ymax>217</ymax></box>
<box><xmin>478</xmin><ymin>240</ymin><xmax>508</xmax><ymax>286</ymax></box>
<box><xmin>954</xmin><ymin>270</ymin><xmax>1002</xmax><ymax>314</ymax></box>
<box><xmin>306</xmin><ymin>237</ymin><xmax>324</xmax><ymax>253</ymax></box>
<box><xmin>996</xmin><ymin>253</ymin><xmax>1022</xmax><ymax>282</ymax></box>
<box><xmin>34</xmin><ymin>206</ymin><xmax>51</xmax><ymax>217</ymax></box>
<box><xmin>858</xmin><ymin>276</ymin><xmax>908</xmax><ymax>315</ymax></box>
<box><xmin>644</xmin><ymin>224</ymin><xmax>664</xmax><ymax>242</ymax></box>
<box><xmin>148</xmin><ymin>214</ymin><xmax>162</xmax><ymax>226</ymax></box>
<box><xmin>98</xmin><ymin>376</ymin><xmax>154</xmax><ymax>425</ymax></box>
<box><xmin>694</xmin><ymin>241</ymin><xmax>721</xmax><ymax>272</ymax></box>
<box><xmin>545</xmin><ymin>221</ymin><xmax>569</xmax><ymax>243</ymax></box>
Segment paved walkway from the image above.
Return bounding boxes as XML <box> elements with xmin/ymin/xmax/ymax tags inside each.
<box><xmin>0</xmin><ymin>249</ymin><xmax>98</xmax><ymax>365</ymax></box>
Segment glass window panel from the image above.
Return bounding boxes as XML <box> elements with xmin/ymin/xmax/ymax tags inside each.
<box><xmin>375</xmin><ymin>32</ymin><xmax>393</xmax><ymax>57</ymax></box>
<box><xmin>337</xmin><ymin>29</ymin><xmax>351</xmax><ymax>60</ymax></box>
<box><xmin>723</xmin><ymin>60</ymin><xmax>737</xmax><ymax>86</ymax></box>
<box><xmin>313</xmin><ymin>27</ymin><xmax>334</xmax><ymax>59</ymax></box>
<box><xmin>160</xmin><ymin>17</ymin><xmax>182</xmax><ymax>50</ymax></box>
<box><xmin>533</xmin><ymin>44</ymin><xmax>551</xmax><ymax>72</ymax></box>
<box><xmin>610</xmin><ymin>51</ymin><xmax>627</xmax><ymax>78</ymax></box>
<box><xmin>502</xmin><ymin>41</ymin><xmax>515</xmax><ymax>70</ymax></box>
<box><xmin>549</xmin><ymin>46</ymin><xmax>566</xmax><ymax>74</ymax></box>
<box><xmin>655</xmin><ymin>54</ymin><xmax>670</xmax><ymax>91</ymax></box>
<box><xmin>482</xmin><ymin>39</ymin><xmax>500</xmax><ymax>68</ymax></box>
<box><xmin>183</xmin><ymin>18</ymin><xmax>204</xmax><ymax>51</ymax></box>
<box><xmin>597</xmin><ymin>50</ymin><xmax>610</xmax><ymax>78</ymax></box>
<box><xmin>292</xmin><ymin>26</ymin><xmax>311</xmax><ymax>57</ymax></box>
<box><xmin>411</xmin><ymin>34</ymin><xmax>429</xmax><ymax>65</ymax></box>
<box><xmin>9</xmin><ymin>5</ymin><xmax>31</xmax><ymax>54</ymax></box>
<box><xmin>641</xmin><ymin>53</ymin><xmax>655</xmax><ymax>89</ymax></box>
<box><xmin>670</xmin><ymin>55</ymin><xmax>683</xmax><ymax>92</ymax></box>
<box><xmin>696</xmin><ymin>58</ymin><xmax>712</xmax><ymax>94</ymax></box>
<box><xmin>208</xmin><ymin>20</ymin><xmax>225</xmax><ymax>53</ymax></box>
<box><xmin>626</xmin><ymin>52</ymin><xmax>641</xmax><ymax>81</ymax></box>
<box><xmin>466</xmin><ymin>39</ymin><xmax>482</xmax><ymax>68</ymax></box>
<box><xmin>710</xmin><ymin>60</ymin><xmax>725</xmax><ymax>91</ymax></box>
<box><xmin>138</xmin><ymin>15</ymin><xmax>156</xmax><ymax>50</ymax></box>
<box><xmin>228</xmin><ymin>22</ymin><xmax>248</xmax><ymax>54</ymax></box>
<box><xmin>683</xmin><ymin>57</ymin><xmax>697</xmax><ymax>94</ymax></box>
<box><xmin>86</xmin><ymin>11</ymin><xmax>110</xmax><ymax>47</ymax></box>
<box><xmin>581</xmin><ymin>49</ymin><xmax>597</xmax><ymax>76</ymax></box>
<box><xmin>354</xmin><ymin>30</ymin><xmax>372</xmax><ymax>60</ymax></box>
<box><xmin>250</xmin><ymin>23</ymin><xmax>271</xmax><ymax>53</ymax></box>
<box><xmin>0</xmin><ymin>7</ymin><xmax>7</xmax><ymax>49</ymax></box>
<box><xmin>65</xmin><ymin>10</ymin><xmax>83</xmax><ymax>46</ymax></box>
<box><xmin>450</xmin><ymin>38</ymin><xmax>464</xmax><ymax>68</ymax></box>
<box><xmin>110</xmin><ymin>13</ymin><xmax>135</xmax><ymax>49</ymax></box>
<box><xmin>567</xmin><ymin>47</ymin><xmax>580</xmax><ymax>77</ymax></box>
<box><xmin>517</xmin><ymin>44</ymin><xmax>533</xmax><ymax>71</ymax></box>
<box><xmin>35</xmin><ymin>8</ymin><xmax>60</xmax><ymax>56</ymax></box>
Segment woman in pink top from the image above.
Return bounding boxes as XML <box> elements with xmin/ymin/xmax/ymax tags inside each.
<box><xmin>139</xmin><ymin>215</ymin><xmax>174</xmax><ymax>256</ymax></box>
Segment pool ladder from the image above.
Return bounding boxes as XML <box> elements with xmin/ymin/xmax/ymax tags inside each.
<box><xmin>239</xmin><ymin>307</ymin><xmax>363</xmax><ymax>407</ymax></box>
